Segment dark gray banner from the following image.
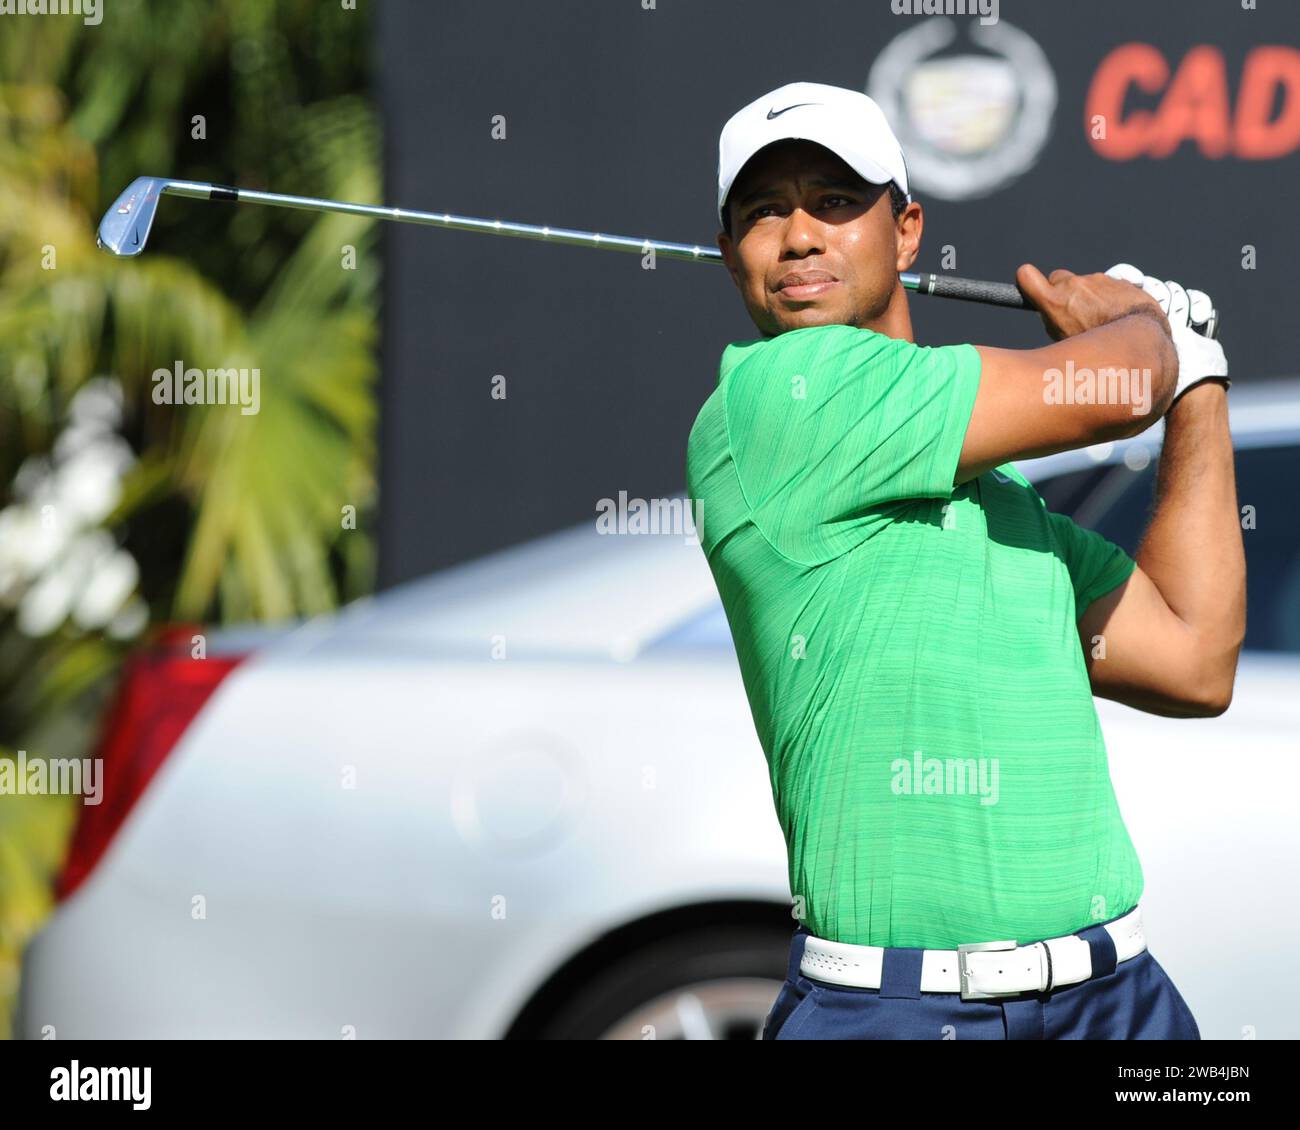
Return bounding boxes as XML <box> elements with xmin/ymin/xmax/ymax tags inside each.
<box><xmin>378</xmin><ymin>0</ymin><xmax>1298</xmax><ymax>584</ymax></box>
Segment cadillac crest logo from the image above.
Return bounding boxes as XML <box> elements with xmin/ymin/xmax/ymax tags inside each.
<box><xmin>868</xmin><ymin>17</ymin><xmax>1057</xmax><ymax>201</ymax></box>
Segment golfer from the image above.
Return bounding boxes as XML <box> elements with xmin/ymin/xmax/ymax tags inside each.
<box><xmin>685</xmin><ymin>81</ymin><xmax>1245</xmax><ymax>1040</ymax></box>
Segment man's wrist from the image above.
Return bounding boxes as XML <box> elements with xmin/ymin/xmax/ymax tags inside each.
<box><xmin>1168</xmin><ymin>375</ymin><xmax>1230</xmax><ymax>415</ymax></box>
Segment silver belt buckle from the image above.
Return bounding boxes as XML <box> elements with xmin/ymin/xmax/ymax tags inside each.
<box><xmin>956</xmin><ymin>939</ymin><xmax>1020</xmax><ymax>1001</ymax></box>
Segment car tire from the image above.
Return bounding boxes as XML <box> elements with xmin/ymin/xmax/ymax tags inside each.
<box><xmin>535</xmin><ymin>924</ymin><xmax>793</xmax><ymax>1040</ymax></box>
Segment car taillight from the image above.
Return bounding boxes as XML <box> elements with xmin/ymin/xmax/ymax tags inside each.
<box><xmin>55</xmin><ymin>627</ymin><xmax>246</xmax><ymax>901</ymax></box>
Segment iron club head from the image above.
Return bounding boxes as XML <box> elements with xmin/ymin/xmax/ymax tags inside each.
<box><xmin>96</xmin><ymin>176</ymin><xmax>165</xmax><ymax>256</ymax></box>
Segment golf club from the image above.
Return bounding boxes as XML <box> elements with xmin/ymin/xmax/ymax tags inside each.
<box><xmin>95</xmin><ymin>177</ymin><xmax>1219</xmax><ymax>335</ymax></box>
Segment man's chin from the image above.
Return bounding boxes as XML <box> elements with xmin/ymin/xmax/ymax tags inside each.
<box><xmin>772</xmin><ymin>308</ymin><xmax>852</xmax><ymax>333</ymax></box>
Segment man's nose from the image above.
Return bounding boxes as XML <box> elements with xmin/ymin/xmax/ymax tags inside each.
<box><xmin>780</xmin><ymin>207</ymin><xmax>825</xmax><ymax>257</ymax></box>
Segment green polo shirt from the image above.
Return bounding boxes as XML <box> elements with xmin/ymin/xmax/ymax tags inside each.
<box><xmin>685</xmin><ymin>322</ymin><xmax>1142</xmax><ymax>948</ymax></box>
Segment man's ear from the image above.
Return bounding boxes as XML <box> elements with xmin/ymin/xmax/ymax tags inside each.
<box><xmin>894</xmin><ymin>200</ymin><xmax>923</xmax><ymax>273</ymax></box>
<box><xmin>717</xmin><ymin>230</ymin><xmax>742</xmax><ymax>289</ymax></box>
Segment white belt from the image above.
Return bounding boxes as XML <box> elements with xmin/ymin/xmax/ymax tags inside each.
<box><xmin>800</xmin><ymin>906</ymin><xmax>1146</xmax><ymax>1001</ymax></box>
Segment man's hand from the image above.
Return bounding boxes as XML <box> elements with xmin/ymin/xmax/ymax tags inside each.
<box><xmin>1015</xmin><ymin>263</ymin><xmax>1172</xmax><ymax>341</ymax></box>
<box><xmin>1103</xmin><ymin>263</ymin><xmax>1230</xmax><ymax>407</ymax></box>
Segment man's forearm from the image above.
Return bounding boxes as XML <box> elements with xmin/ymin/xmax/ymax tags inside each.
<box><xmin>1133</xmin><ymin>383</ymin><xmax>1246</xmax><ymax>707</ymax></box>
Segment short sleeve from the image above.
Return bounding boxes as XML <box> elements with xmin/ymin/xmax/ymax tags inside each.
<box><xmin>1046</xmin><ymin>509</ymin><xmax>1138</xmax><ymax>618</ymax></box>
<box><xmin>723</xmin><ymin>323</ymin><xmax>981</xmax><ymax>564</ymax></box>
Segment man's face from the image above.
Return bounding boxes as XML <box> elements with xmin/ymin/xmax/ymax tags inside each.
<box><xmin>717</xmin><ymin>140</ymin><xmax>921</xmax><ymax>337</ymax></box>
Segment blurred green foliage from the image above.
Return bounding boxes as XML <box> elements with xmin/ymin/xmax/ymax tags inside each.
<box><xmin>0</xmin><ymin>0</ymin><xmax>380</xmax><ymax>1037</ymax></box>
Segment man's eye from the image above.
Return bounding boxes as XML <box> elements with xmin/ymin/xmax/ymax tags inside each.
<box><xmin>748</xmin><ymin>196</ymin><xmax>855</xmax><ymax>221</ymax></box>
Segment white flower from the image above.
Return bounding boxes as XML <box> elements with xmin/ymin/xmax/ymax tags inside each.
<box><xmin>4</xmin><ymin>376</ymin><xmax>145</xmax><ymax>638</ymax></box>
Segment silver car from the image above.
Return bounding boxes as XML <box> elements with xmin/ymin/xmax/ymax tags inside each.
<box><xmin>17</xmin><ymin>378</ymin><xmax>1299</xmax><ymax>1039</ymax></box>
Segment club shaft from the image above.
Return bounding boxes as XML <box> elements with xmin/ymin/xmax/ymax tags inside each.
<box><xmin>155</xmin><ymin>179</ymin><xmax>1032</xmax><ymax>309</ymax></box>
<box><xmin>166</xmin><ymin>181</ymin><xmax>724</xmax><ymax>265</ymax></box>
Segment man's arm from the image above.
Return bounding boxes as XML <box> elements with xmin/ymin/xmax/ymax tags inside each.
<box><xmin>1077</xmin><ymin>382</ymin><xmax>1246</xmax><ymax>716</ymax></box>
<box><xmin>957</xmin><ymin>265</ymin><xmax>1178</xmax><ymax>485</ymax></box>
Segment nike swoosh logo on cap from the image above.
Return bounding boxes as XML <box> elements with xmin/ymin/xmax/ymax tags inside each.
<box><xmin>767</xmin><ymin>102</ymin><xmax>821</xmax><ymax>119</ymax></box>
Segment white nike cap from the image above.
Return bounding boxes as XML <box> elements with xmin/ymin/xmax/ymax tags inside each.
<box><xmin>717</xmin><ymin>81</ymin><xmax>911</xmax><ymax>230</ymax></box>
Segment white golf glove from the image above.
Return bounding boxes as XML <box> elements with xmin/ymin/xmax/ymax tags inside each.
<box><xmin>1105</xmin><ymin>262</ymin><xmax>1229</xmax><ymax>406</ymax></box>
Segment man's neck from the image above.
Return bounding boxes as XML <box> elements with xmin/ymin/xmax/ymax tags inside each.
<box><xmin>859</xmin><ymin>282</ymin><xmax>915</xmax><ymax>342</ymax></box>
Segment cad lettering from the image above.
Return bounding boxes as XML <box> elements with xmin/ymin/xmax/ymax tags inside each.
<box><xmin>1088</xmin><ymin>44</ymin><xmax>1300</xmax><ymax>160</ymax></box>
<box><xmin>50</xmin><ymin>1061</ymin><xmax>151</xmax><ymax>1110</ymax></box>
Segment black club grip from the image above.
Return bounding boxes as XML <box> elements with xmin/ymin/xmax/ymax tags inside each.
<box><xmin>915</xmin><ymin>272</ymin><xmax>1031</xmax><ymax>310</ymax></box>
<box><xmin>912</xmin><ymin>271</ymin><xmax>1221</xmax><ymax>339</ymax></box>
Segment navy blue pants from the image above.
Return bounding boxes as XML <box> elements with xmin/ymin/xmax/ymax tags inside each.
<box><xmin>762</xmin><ymin>912</ymin><xmax>1201</xmax><ymax>1040</ymax></box>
